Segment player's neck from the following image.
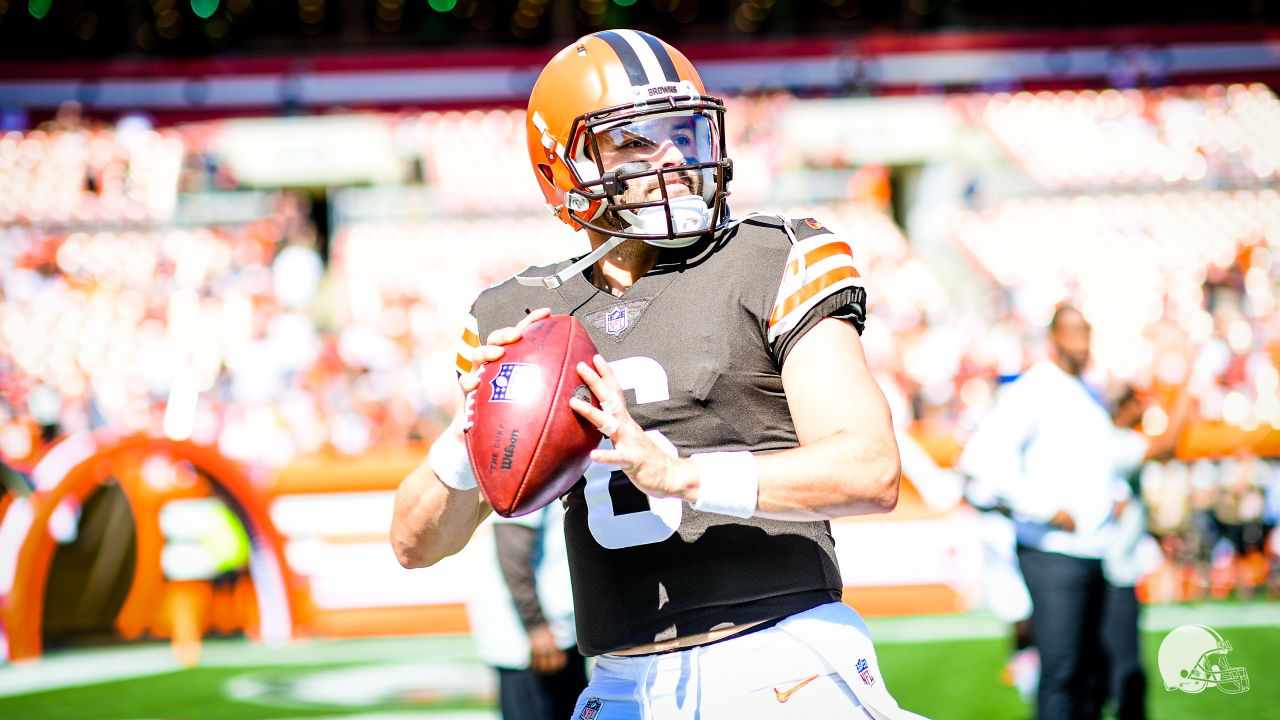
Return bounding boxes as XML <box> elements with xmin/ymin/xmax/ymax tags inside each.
<box><xmin>587</xmin><ymin>231</ymin><xmax>660</xmax><ymax>297</ymax></box>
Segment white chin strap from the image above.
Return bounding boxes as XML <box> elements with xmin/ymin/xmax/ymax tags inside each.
<box><xmin>515</xmin><ymin>195</ymin><xmax>714</xmax><ymax>290</ymax></box>
<box><xmin>516</xmin><ymin>234</ymin><xmax>627</xmax><ymax>289</ymax></box>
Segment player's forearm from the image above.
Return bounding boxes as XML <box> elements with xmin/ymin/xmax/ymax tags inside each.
<box><xmin>754</xmin><ymin>428</ymin><xmax>900</xmax><ymax>520</ymax></box>
<box><xmin>747</xmin><ymin>317</ymin><xmax>898</xmax><ymax>520</ymax></box>
<box><xmin>391</xmin><ymin>458</ymin><xmax>487</xmax><ymax>568</ymax></box>
<box><xmin>670</xmin><ymin>429</ymin><xmax>900</xmax><ymax>522</ymax></box>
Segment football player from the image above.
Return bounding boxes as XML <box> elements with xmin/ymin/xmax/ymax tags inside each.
<box><xmin>392</xmin><ymin>29</ymin><xmax>920</xmax><ymax>719</ymax></box>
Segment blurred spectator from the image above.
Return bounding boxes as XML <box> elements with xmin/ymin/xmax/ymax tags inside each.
<box><xmin>157</xmin><ymin>496</ymin><xmax>252</xmax><ymax>668</ymax></box>
<box><xmin>959</xmin><ymin>304</ymin><xmax>1126</xmax><ymax>720</ymax></box>
<box><xmin>466</xmin><ymin>503</ymin><xmax>585</xmax><ymax>720</ymax></box>
<box><xmin>1098</xmin><ymin>382</ymin><xmax>1193</xmax><ymax>720</ymax></box>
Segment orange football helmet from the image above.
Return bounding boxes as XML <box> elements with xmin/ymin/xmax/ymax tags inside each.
<box><xmin>525</xmin><ymin>29</ymin><xmax>733</xmax><ymax>246</ymax></box>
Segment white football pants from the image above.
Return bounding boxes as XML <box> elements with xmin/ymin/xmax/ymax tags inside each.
<box><xmin>570</xmin><ymin>601</ymin><xmax>927</xmax><ymax>720</ymax></box>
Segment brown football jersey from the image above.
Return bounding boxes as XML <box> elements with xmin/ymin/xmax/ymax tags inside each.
<box><xmin>461</xmin><ymin>214</ymin><xmax>867</xmax><ymax>656</ymax></box>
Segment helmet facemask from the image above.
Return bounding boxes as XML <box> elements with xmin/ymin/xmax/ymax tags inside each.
<box><xmin>1194</xmin><ymin>646</ymin><xmax>1250</xmax><ymax>694</ymax></box>
<box><xmin>564</xmin><ymin>94</ymin><xmax>732</xmax><ymax>247</ymax></box>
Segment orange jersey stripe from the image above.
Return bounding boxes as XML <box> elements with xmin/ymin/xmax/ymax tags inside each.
<box><xmin>461</xmin><ymin>327</ymin><xmax>480</xmax><ymax>348</ymax></box>
<box><xmin>455</xmin><ymin>352</ymin><xmax>473</xmax><ymax>374</ymax></box>
<box><xmin>769</xmin><ymin>266</ymin><xmax>859</xmax><ymax>327</ymax></box>
<box><xmin>784</xmin><ymin>241</ymin><xmax>853</xmax><ymax>278</ymax></box>
<box><xmin>805</xmin><ymin>240</ymin><xmax>853</xmax><ymax>268</ymax></box>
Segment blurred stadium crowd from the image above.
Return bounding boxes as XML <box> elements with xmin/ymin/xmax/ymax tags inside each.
<box><xmin>1</xmin><ymin>83</ymin><xmax>1278</xmax><ymax>605</ymax></box>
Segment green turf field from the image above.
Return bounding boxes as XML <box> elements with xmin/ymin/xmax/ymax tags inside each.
<box><xmin>1</xmin><ymin>608</ymin><xmax>1275</xmax><ymax>719</ymax></box>
<box><xmin>879</xmin><ymin>626</ymin><xmax>1277</xmax><ymax>719</ymax></box>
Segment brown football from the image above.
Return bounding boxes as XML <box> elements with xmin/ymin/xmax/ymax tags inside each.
<box><xmin>465</xmin><ymin>314</ymin><xmax>601</xmax><ymax>517</ymax></box>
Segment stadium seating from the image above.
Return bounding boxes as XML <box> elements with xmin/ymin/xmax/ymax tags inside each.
<box><xmin>963</xmin><ymin>84</ymin><xmax>1280</xmax><ymax>190</ymax></box>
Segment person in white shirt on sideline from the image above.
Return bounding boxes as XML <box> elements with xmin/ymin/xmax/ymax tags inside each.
<box><xmin>959</xmin><ymin>304</ymin><xmax>1129</xmax><ymax>720</ymax></box>
<box><xmin>466</xmin><ymin>502</ymin><xmax>586</xmax><ymax>720</ymax></box>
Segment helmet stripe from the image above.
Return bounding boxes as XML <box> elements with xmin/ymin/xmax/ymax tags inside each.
<box><xmin>634</xmin><ymin>31</ymin><xmax>680</xmax><ymax>82</ymax></box>
<box><xmin>613</xmin><ymin>29</ymin><xmax>677</xmax><ymax>84</ymax></box>
<box><xmin>595</xmin><ymin>30</ymin><xmax>651</xmax><ymax>86</ymax></box>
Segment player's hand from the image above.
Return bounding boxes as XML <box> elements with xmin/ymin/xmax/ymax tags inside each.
<box><xmin>449</xmin><ymin>308</ymin><xmax>553</xmax><ymax>441</ymax></box>
<box><xmin>1049</xmin><ymin>509</ymin><xmax>1076</xmax><ymax>533</ymax></box>
<box><xmin>569</xmin><ymin>354</ymin><xmax>691</xmax><ymax>501</ymax></box>
<box><xmin>528</xmin><ymin>624</ymin><xmax>567</xmax><ymax>674</ymax></box>
<box><xmin>460</xmin><ymin>307</ymin><xmax>552</xmax><ymax>395</ymax></box>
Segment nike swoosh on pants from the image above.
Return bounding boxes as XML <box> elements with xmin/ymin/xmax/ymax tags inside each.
<box><xmin>773</xmin><ymin>674</ymin><xmax>820</xmax><ymax>703</ymax></box>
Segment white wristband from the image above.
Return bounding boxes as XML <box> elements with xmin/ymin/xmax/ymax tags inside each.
<box><xmin>428</xmin><ymin>430</ymin><xmax>477</xmax><ymax>491</ymax></box>
<box><xmin>690</xmin><ymin>451</ymin><xmax>758</xmax><ymax>519</ymax></box>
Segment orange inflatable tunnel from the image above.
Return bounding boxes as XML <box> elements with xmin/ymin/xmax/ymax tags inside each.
<box><xmin>0</xmin><ymin>431</ymin><xmax>305</xmax><ymax>662</ymax></box>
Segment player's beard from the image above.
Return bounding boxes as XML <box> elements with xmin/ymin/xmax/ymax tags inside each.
<box><xmin>601</xmin><ymin>163</ymin><xmax>704</xmax><ymax>234</ymax></box>
<box><xmin>626</xmin><ymin>165</ymin><xmax>702</xmax><ymax>205</ymax></box>
<box><xmin>606</xmin><ymin>235</ymin><xmax>659</xmax><ymax>265</ymax></box>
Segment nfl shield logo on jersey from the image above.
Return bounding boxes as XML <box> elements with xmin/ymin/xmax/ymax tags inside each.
<box><xmin>490</xmin><ymin>362</ymin><xmax>542</xmax><ymax>403</ymax></box>
<box><xmin>605</xmin><ymin>306</ymin><xmax>628</xmax><ymax>336</ymax></box>
<box><xmin>579</xmin><ymin>697</ymin><xmax>603</xmax><ymax>719</ymax></box>
<box><xmin>856</xmin><ymin>657</ymin><xmax>876</xmax><ymax>687</ymax></box>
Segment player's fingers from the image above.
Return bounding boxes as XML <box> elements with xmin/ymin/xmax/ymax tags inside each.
<box><xmin>599</xmin><ymin>395</ymin><xmax>624</xmax><ymax>416</ymax></box>
<box><xmin>459</xmin><ymin>346</ymin><xmax>503</xmax><ymax>394</ymax></box>
<box><xmin>592</xmin><ymin>353</ymin><xmax>621</xmax><ymax>388</ymax></box>
<box><xmin>590</xmin><ymin>447</ymin><xmax>625</xmax><ymax>465</ymax></box>
<box><xmin>590</xmin><ymin>354</ymin><xmax>625</xmax><ymax>399</ymax></box>
<box><xmin>569</xmin><ymin>397</ymin><xmax>622</xmax><ymax>437</ymax></box>
<box><xmin>575</xmin><ymin>361</ymin><xmax>608</xmax><ymax>401</ymax></box>
<box><xmin>569</xmin><ymin>396</ymin><xmax>605</xmax><ymax>425</ymax></box>
<box><xmin>458</xmin><ymin>369</ymin><xmax>482</xmax><ymax>394</ymax></box>
<box><xmin>568</xmin><ymin>395</ymin><xmax>590</xmax><ymax>411</ymax></box>
<box><xmin>590</xmin><ymin>434</ymin><xmax>645</xmax><ymax>464</ymax></box>
<box><xmin>485</xmin><ymin>325</ymin><xmax>520</xmax><ymax>346</ymax></box>
<box><xmin>575</xmin><ymin>358</ymin><xmax>601</xmax><ymax>385</ymax></box>
<box><xmin>486</xmin><ymin>308</ymin><xmax>551</xmax><ymax>346</ymax></box>
<box><xmin>576</xmin><ymin>361</ymin><xmax>625</xmax><ymax>413</ymax></box>
<box><xmin>515</xmin><ymin>307</ymin><xmax>552</xmax><ymax>332</ymax></box>
<box><xmin>471</xmin><ymin>344</ymin><xmax>506</xmax><ymax>364</ymax></box>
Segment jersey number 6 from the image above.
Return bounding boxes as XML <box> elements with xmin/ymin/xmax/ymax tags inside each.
<box><xmin>582</xmin><ymin>356</ymin><xmax>682</xmax><ymax>549</ymax></box>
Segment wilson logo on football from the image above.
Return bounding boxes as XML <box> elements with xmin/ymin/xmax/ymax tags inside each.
<box><xmin>489</xmin><ymin>363</ymin><xmax>543</xmax><ymax>404</ymax></box>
